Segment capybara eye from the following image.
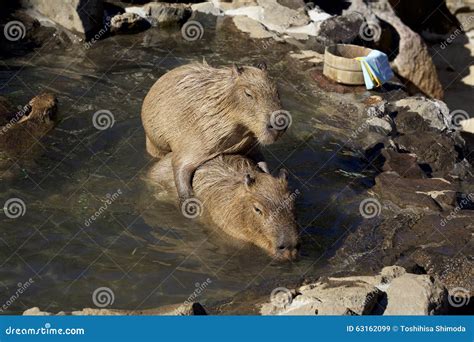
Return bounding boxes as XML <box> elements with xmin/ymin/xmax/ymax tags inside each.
<box><xmin>253</xmin><ymin>205</ymin><xmax>262</xmax><ymax>214</ymax></box>
<box><xmin>244</xmin><ymin>89</ymin><xmax>253</xmax><ymax>98</ymax></box>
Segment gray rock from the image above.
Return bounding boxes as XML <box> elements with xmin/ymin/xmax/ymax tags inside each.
<box><xmin>125</xmin><ymin>3</ymin><xmax>192</xmax><ymax>27</ymax></box>
<box><xmin>393</xmin><ymin>97</ymin><xmax>451</xmax><ymax>132</ymax></box>
<box><xmin>384</xmin><ymin>273</ymin><xmax>447</xmax><ymax>315</ymax></box>
<box><xmin>20</xmin><ymin>0</ymin><xmax>103</xmax><ymax>40</ymax></box>
<box><xmin>232</xmin><ymin>16</ymin><xmax>276</xmax><ymax>39</ymax></box>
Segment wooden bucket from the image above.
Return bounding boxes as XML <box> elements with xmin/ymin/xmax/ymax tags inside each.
<box><xmin>323</xmin><ymin>44</ymin><xmax>373</xmax><ymax>85</ymax></box>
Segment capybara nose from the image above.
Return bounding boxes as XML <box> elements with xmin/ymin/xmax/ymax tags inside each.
<box><xmin>276</xmin><ymin>244</ymin><xmax>299</xmax><ymax>261</ymax></box>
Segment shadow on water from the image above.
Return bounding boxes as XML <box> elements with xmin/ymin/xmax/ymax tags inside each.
<box><xmin>0</xmin><ymin>16</ymin><xmax>374</xmax><ymax>313</ymax></box>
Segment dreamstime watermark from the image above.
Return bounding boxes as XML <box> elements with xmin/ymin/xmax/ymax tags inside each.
<box><xmin>3</xmin><ymin>21</ymin><xmax>26</xmax><ymax>41</ymax></box>
<box><xmin>92</xmin><ymin>109</ymin><xmax>115</xmax><ymax>130</ymax></box>
<box><xmin>0</xmin><ymin>105</ymin><xmax>30</xmax><ymax>136</ymax></box>
<box><xmin>270</xmin><ymin>287</ymin><xmax>293</xmax><ymax>308</ymax></box>
<box><xmin>450</xmin><ymin>109</ymin><xmax>469</xmax><ymax>130</ymax></box>
<box><xmin>359</xmin><ymin>20</ymin><xmax>381</xmax><ymax>42</ymax></box>
<box><xmin>448</xmin><ymin>287</ymin><xmax>470</xmax><ymax>308</ymax></box>
<box><xmin>92</xmin><ymin>287</ymin><xmax>115</xmax><ymax>308</ymax></box>
<box><xmin>3</xmin><ymin>198</ymin><xmax>26</xmax><ymax>219</ymax></box>
<box><xmin>268</xmin><ymin>189</ymin><xmax>300</xmax><ymax>222</ymax></box>
<box><xmin>0</xmin><ymin>278</ymin><xmax>35</xmax><ymax>312</ymax></box>
<box><xmin>84</xmin><ymin>189</ymin><xmax>122</xmax><ymax>227</ymax></box>
<box><xmin>181</xmin><ymin>197</ymin><xmax>203</xmax><ymax>219</ymax></box>
<box><xmin>440</xmin><ymin>15</ymin><xmax>474</xmax><ymax>49</ymax></box>
<box><xmin>270</xmin><ymin>110</ymin><xmax>292</xmax><ymax>131</ymax></box>
<box><xmin>181</xmin><ymin>20</ymin><xmax>204</xmax><ymax>41</ymax></box>
<box><xmin>359</xmin><ymin>198</ymin><xmax>382</xmax><ymax>219</ymax></box>
<box><xmin>84</xmin><ymin>16</ymin><xmax>112</xmax><ymax>49</ymax></box>
<box><xmin>175</xmin><ymin>278</ymin><xmax>212</xmax><ymax>313</ymax></box>
<box><xmin>440</xmin><ymin>192</ymin><xmax>473</xmax><ymax>227</ymax></box>
<box><xmin>346</xmin><ymin>105</ymin><xmax>382</xmax><ymax>148</ymax></box>
<box><xmin>5</xmin><ymin>323</ymin><xmax>85</xmax><ymax>336</ymax></box>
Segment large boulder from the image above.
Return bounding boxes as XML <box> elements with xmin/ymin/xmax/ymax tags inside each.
<box><xmin>20</xmin><ymin>0</ymin><xmax>103</xmax><ymax>40</ymax></box>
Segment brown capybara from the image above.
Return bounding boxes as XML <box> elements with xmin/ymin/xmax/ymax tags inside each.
<box><xmin>147</xmin><ymin>154</ymin><xmax>300</xmax><ymax>261</ymax></box>
<box><xmin>141</xmin><ymin>62</ymin><xmax>287</xmax><ymax>205</ymax></box>
<box><xmin>0</xmin><ymin>93</ymin><xmax>57</xmax><ymax>157</ymax></box>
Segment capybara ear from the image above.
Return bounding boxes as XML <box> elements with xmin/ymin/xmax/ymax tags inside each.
<box><xmin>256</xmin><ymin>61</ymin><xmax>267</xmax><ymax>71</ymax></box>
<box><xmin>244</xmin><ymin>173</ymin><xmax>255</xmax><ymax>188</ymax></box>
<box><xmin>278</xmin><ymin>168</ymin><xmax>288</xmax><ymax>181</ymax></box>
<box><xmin>232</xmin><ymin>64</ymin><xmax>244</xmax><ymax>76</ymax></box>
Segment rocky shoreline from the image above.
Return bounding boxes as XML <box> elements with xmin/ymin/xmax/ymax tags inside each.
<box><xmin>1</xmin><ymin>0</ymin><xmax>473</xmax><ymax>315</ymax></box>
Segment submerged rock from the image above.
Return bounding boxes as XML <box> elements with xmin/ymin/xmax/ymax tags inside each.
<box><xmin>110</xmin><ymin>12</ymin><xmax>150</xmax><ymax>34</ymax></box>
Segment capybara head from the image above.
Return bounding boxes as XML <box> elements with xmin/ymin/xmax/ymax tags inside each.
<box><xmin>224</xmin><ymin>168</ymin><xmax>300</xmax><ymax>261</ymax></box>
<box><xmin>229</xmin><ymin>62</ymin><xmax>285</xmax><ymax>145</ymax></box>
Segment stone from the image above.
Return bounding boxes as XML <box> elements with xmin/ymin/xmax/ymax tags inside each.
<box><xmin>380</xmin><ymin>149</ymin><xmax>426</xmax><ymax>179</ymax></box>
<box><xmin>384</xmin><ymin>273</ymin><xmax>447</xmax><ymax>315</ymax></box>
<box><xmin>110</xmin><ymin>12</ymin><xmax>150</xmax><ymax>34</ymax></box>
<box><xmin>461</xmin><ymin>118</ymin><xmax>474</xmax><ymax>134</ymax></box>
<box><xmin>367</xmin><ymin>117</ymin><xmax>392</xmax><ymax>135</ymax></box>
<box><xmin>374</xmin><ymin>9</ymin><xmax>444</xmax><ymax>99</ymax></box>
<box><xmin>24</xmin><ymin>302</ymin><xmax>207</xmax><ymax>316</ymax></box>
<box><xmin>312</xmin><ymin>12</ymin><xmax>364</xmax><ymax>53</ymax></box>
<box><xmin>289</xmin><ymin>50</ymin><xmax>324</xmax><ymax>64</ymax></box>
<box><xmin>392</xmin><ymin>97</ymin><xmax>451</xmax><ymax>132</ymax></box>
<box><xmin>373</xmin><ymin>172</ymin><xmax>457</xmax><ymax>211</ymax></box>
<box><xmin>125</xmin><ymin>3</ymin><xmax>192</xmax><ymax>27</ymax></box>
<box><xmin>232</xmin><ymin>16</ymin><xmax>276</xmax><ymax>39</ymax></box>
<box><xmin>20</xmin><ymin>0</ymin><xmax>103</xmax><ymax>40</ymax></box>
<box><xmin>261</xmin><ymin>279</ymin><xmax>381</xmax><ymax>315</ymax></box>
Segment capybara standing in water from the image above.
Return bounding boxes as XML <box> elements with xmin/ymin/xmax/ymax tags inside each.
<box><xmin>147</xmin><ymin>154</ymin><xmax>300</xmax><ymax>261</ymax></box>
<box><xmin>141</xmin><ymin>62</ymin><xmax>287</xmax><ymax>206</ymax></box>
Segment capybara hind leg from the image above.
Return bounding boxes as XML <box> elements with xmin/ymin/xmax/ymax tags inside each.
<box><xmin>172</xmin><ymin>154</ymin><xmax>200</xmax><ymax>204</ymax></box>
<box><xmin>146</xmin><ymin>136</ymin><xmax>168</xmax><ymax>159</ymax></box>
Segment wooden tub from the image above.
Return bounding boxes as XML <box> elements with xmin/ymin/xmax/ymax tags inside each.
<box><xmin>323</xmin><ymin>44</ymin><xmax>373</xmax><ymax>85</ymax></box>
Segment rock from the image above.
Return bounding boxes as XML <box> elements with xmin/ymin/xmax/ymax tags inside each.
<box><xmin>367</xmin><ymin>117</ymin><xmax>392</xmax><ymax>135</ymax></box>
<box><xmin>374</xmin><ymin>9</ymin><xmax>444</xmax><ymax>99</ymax></box>
<box><xmin>312</xmin><ymin>12</ymin><xmax>364</xmax><ymax>53</ymax></box>
<box><xmin>20</xmin><ymin>0</ymin><xmax>103</xmax><ymax>40</ymax></box>
<box><xmin>460</xmin><ymin>118</ymin><xmax>474</xmax><ymax>134</ymax></box>
<box><xmin>232</xmin><ymin>16</ymin><xmax>276</xmax><ymax>39</ymax></box>
<box><xmin>225</xmin><ymin>0</ymin><xmax>309</xmax><ymax>35</ymax></box>
<box><xmin>393</xmin><ymin>132</ymin><xmax>458</xmax><ymax>177</ymax></box>
<box><xmin>125</xmin><ymin>3</ymin><xmax>192</xmax><ymax>27</ymax></box>
<box><xmin>24</xmin><ymin>302</ymin><xmax>207</xmax><ymax>316</ymax></box>
<box><xmin>373</xmin><ymin>171</ymin><xmax>457</xmax><ymax>211</ymax></box>
<box><xmin>289</xmin><ymin>49</ymin><xmax>324</xmax><ymax>64</ymax></box>
<box><xmin>110</xmin><ymin>12</ymin><xmax>150</xmax><ymax>34</ymax></box>
<box><xmin>261</xmin><ymin>278</ymin><xmax>381</xmax><ymax>315</ymax></box>
<box><xmin>191</xmin><ymin>2</ymin><xmax>224</xmax><ymax>16</ymax></box>
<box><xmin>384</xmin><ymin>273</ymin><xmax>447</xmax><ymax>315</ymax></box>
<box><xmin>380</xmin><ymin>149</ymin><xmax>426</xmax><ymax>178</ymax></box>
<box><xmin>0</xmin><ymin>93</ymin><xmax>58</xmax><ymax>158</ymax></box>
<box><xmin>392</xmin><ymin>97</ymin><xmax>451</xmax><ymax>132</ymax></box>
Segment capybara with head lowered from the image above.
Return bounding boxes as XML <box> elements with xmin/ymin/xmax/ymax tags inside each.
<box><xmin>141</xmin><ymin>62</ymin><xmax>287</xmax><ymax>206</ymax></box>
<box><xmin>147</xmin><ymin>154</ymin><xmax>300</xmax><ymax>261</ymax></box>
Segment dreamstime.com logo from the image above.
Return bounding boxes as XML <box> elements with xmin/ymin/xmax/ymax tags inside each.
<box><xmin>0</xmin><ymin>278</ymin><xmax>35</xmax><ymax>312</ymax></box>
<box><xmin>270</xmin><ymin>110</ymin><xmax>292</xmax><ymax>131</ymax></box>
<box><xmin>3</xmin><ymin>21</ymin><xmax>26</xmax><ymax>41</ymax></box>
<box><xmin>2</xmin><ymin>198</ymin><xmax>26</xmax><ymax>219</ymax></box>
<box><xmin>92</xmin><ymin>287</ymin><xmax>115</xmax><ymax>308</ymax></box>
<box><xmin>84</xmin><ymin>189</ymin><xmax>122</xmax><ymax>227</ymax></box>
<box><xmin>92</xmin><ymin>109</ymin><xmax>115</xmax><ymax>130</ymax></box>
<box><xmin>359</xmin><ymin>198</ymin><xmax>382</xmax><ymax>219</ymax></box>
<box><xmin>181</xmin><ymin>20</ymin><xmax>204</xmax><ymax>41</ymax></box>
<box><xmin>448</xmin><ymin>287</ymin><xmax>470</xmax><ymax>308</ymax></box>
<box><xmin>450</xmin><ymin>109</ymin><xmax>469</xmax><ymax>130</ymax></box>
<box><xmin>181</xmin><ymin>197</ymin><xmax>203</xmax><ymax>219</ymax></box>
<box><xmin>5</xmin><ymin>323</ymin><xmax>85</xmax><ymax>336</ymax></box>
<box><xmin>270</xmin><ymin>287</ymin><xmax>293</xmax><ymax>308</ymax></box>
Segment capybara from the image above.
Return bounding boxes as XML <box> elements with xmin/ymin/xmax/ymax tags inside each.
<box><xmin>147</xmin><ymin>154</ymin><xmax>300</xmax><ymax>261</ymax></box>
<box><xmin>0</xmin><ymin>93</ymin><xmax>57</xmax><ymax>157</ymax></box>
<box><xmin>141</xmin><ymin>62</ymin><xmax>286</xmax><ymax>205</ymax></box>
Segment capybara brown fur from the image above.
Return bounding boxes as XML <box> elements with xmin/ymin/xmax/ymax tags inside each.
<box><xmin>141</xmin><ymin>62</ymin><xmax>286</xmax><ymax>205</ymax></box>
<box><xmin>147</xmin><ymin>154</ymin><xmax>300</xmax><ymax>261</ymax></box>
<box><xmin>0</xmin><ymin>93</ymin><xmax>57</xmax><ymax>157</ymax></box>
